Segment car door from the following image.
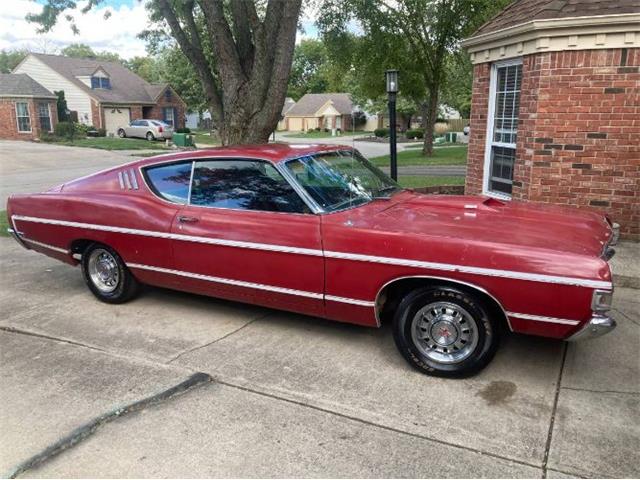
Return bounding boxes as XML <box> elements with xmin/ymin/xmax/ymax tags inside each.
<box><xmin>125</xmin><ymin>120</ymin><xmax>138</xmax><ymax>137</ymax></box>
<box><xmin>171</xmin><ymin>158</ymin><xmax>325</xmax><ymax>316</ymax></box>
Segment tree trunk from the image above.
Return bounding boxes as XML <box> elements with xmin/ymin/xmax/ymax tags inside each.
<box><xmin>157</xmin><ymin>0</ymin><xmax>301</xmax><ymax>146</ymax></box>
<box><xmin>422</xmin><ymin>89</ymin><xmax>439</xmax><ymax>156</ymax></box>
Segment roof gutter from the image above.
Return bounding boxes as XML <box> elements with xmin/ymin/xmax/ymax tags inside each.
<box><xmin>461</xmin><ymin>12</ymin><xmax>640</xmax><ymax>48</ymax></box>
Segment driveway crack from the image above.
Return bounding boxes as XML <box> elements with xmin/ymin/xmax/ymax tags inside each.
<box><xmin>542</xmin><ymin>342</ymin><xmax>568</xmax><ymax>478</ymax></box>
<box><xmin>166</xmin><ymin>314</ymin><xmax>268</xmax><ymax>365</ymax></box>
<box><xmin>4</xmin><ymin>372</ymin><xmax>213</xmax><ymax>479</ymax></box>
<box><xmin>0</xmin><ymin>326</ymin><xmax>107</xmax><ymax>354</ymax></box>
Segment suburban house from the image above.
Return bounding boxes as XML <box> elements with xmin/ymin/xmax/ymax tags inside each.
<box><xmin>13</xmin><ymin>53</ymin><xmax>186</xmax><ymax>135</ymax></box>
<box><xmin>0</xmin><ymin>73</ymin><xmax>58</xmax><ymax>140</ymax></box>
<box><xmin>461</xmin><ymin>0</ymin><xmax>639</xmax><ymax>239</ymax></box>
<box><xmin>284</xmin><ymin>93</ymin><xmax>353</xmax><ymax>131</ymax></box>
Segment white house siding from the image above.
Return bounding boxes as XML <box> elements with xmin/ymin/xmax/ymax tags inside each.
<box><xmin>76</xmin><ymin>76</ymin><xmax>92</xmax><ymax>88</ymax></box>
<box><xmin>15</xmin><ymin>55</ymin><xmax>93</xmax><ymax>125</ymax></box>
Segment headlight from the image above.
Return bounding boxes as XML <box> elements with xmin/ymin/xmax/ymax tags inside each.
<box><xmin>592</xmin><ymin>289</ymin><xmax>613</xmax><ymax>313</ymax></box>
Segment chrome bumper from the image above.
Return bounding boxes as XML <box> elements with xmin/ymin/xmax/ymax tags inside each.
<box><xmin>567</xmin><ymin>315</ymin><xmax>616</xmax><ymax>341</ymax></box>
<box><xmin>7</xmin><ymin>228</ymin><xmax>29</xmax><ymax>250</ymax></box>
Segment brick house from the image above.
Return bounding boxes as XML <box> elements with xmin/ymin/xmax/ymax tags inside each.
<box><xmin>461</xmin><ymin>0</ymin><xmax>639</xmax><ymax>239</ymax></box>
<box><xmin>0</xmin><ymin>73</ymin><xmax>58</xmax><ymax>140</ymax></box>
<box><xmin>13</xmin><ymin>53</ymin><xmax>186</xmax><ymax>135</ymax></box>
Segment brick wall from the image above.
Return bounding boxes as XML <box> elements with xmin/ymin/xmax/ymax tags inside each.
<box><xmin>0</xmin><ymin>97</ymin><xmax>58</xmax><ymax>140</ymax></box>
<box><xmin>144</xmin><ymin>87</ymin><xmax>186</xmax><ymax>129</ymax></box>
<box><xmin>466</xmin><ymin>48</ymin><xmax>640</xmax><ymax>240</ymax></box>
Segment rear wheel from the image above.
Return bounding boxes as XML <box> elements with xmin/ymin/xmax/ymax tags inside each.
<box><xmin>146</xmin><ymin>131</ymin><xmax>155</xmax><ymax>141</ymax></box>
<box><xmin>117</xmin><ymin>129</ymin><xmax>126</xmax><ymax>138</ymax></box>
<box><xmin>392</xmin><ymin>287</ymin><xmax>499</xmax><ymax>378</ymax></box>
<box><xmin>81</xmin><ymin>243</ymin><xmax>139</xmax><ymax>304</ymax></box>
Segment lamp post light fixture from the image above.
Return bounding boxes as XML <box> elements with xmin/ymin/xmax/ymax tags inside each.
<box><xmin>385</xmin><ymin>69</ymin><xmax>399</xmax><ymax>181</ymax></box>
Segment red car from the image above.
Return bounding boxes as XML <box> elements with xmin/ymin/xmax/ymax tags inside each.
<box><xmin>6</xmin><ymin>144</ymin><xmax>618</xmax><ymax>377</ymax></box>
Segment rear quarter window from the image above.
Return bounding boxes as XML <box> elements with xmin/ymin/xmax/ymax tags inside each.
<box><xmin>143</xmin><ymin>162</ymin><xmax>192</xmax><ymax>204</ymax></box>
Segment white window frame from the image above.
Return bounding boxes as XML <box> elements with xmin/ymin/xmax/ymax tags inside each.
<box><xmin>15</xmin><ymin>102</ymin><xmax>32</xmax><ymax>133</ymax></box>
<box><xmin>38</xmin><ymin>102</ymin><xmax>53</xmax><ymax>133</ymax></box>
<box><xmin>483</xmin><ymin>57</ymin><xmax>523</xmax><ymax>200</ymax></box>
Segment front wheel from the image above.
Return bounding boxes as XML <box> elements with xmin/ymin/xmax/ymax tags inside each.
<box><xmin>117</xmin><ymin>129</ymin><xmax>126</xmax><ymax>138</ymax></box>
<box><xmin>392</xmin><ymin>287</ymin><xmax>499</xmax><ymax>378</ymax></box>
<box><xmin>81</xmin><ymin>243</ymin><xmax>139</xmax><ymax>304</ymax></box>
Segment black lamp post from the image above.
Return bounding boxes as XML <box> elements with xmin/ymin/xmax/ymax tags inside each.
<box><xmin>385</xmin><ymin>69</ymin><xmax>399</xmax><ymax>181</ymax></box>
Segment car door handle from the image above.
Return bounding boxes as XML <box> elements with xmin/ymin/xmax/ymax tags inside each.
<box><xmin>178</xmin><ymin>215</ymin><xmax>199</xmax><ymax>223</ymax></box>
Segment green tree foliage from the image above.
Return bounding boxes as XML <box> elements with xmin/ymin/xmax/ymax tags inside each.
<box><xmin>124</xmin><ymin>56</ymin><xmax>161</xmax><ymax>83</ymax></box>
<box><xmin>440</xmin><ymin>53</ymin><xmax>473</xmax><ymax>118</ymax></box>
<box><xmin>288</xmin><ymin>40</ymin><xmax>329</xmax><ymax>100</ymax></box>
<box><xmin>319</xmin><ymin>0</ymin><xmax>509</xmax><ymax>155</ymax></box>
<box><xmin>61</xmin><ymin>43</ymin><xmax>125</xmax><ymax>64</ymax></box>
<box><xmin>0</xmin><ymin>49</ymin><xmax>28</xmax><ymax>73</ymax></box>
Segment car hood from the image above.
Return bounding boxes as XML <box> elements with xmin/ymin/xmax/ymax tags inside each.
<box><xmin>357</xmin><ymin>192</ymin><xmax>612</xmax><ymax>258</ymax></box>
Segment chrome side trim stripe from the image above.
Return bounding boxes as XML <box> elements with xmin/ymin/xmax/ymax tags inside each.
<box><xmin>506</xmin><ymin>312</ymin><xmax>580</xmax><ymax>326</ymax></box>
<box><xmin>21</xmin><ymin>237</ymin><xmax>69</xmax><ymax>254</ymax></box>
<box><xmin>129</xmin><ymin>169</ymin><xmax>139</xmax><ymax>189</ymax></box>
<box><xmin>325</xmin><ymin>295</ymin><xmax>376</xmax><ymax>307</ymax></box>
<box><xmin>11</xmin><ymin>215</ymin><xmax>612</xmax><ymax>289</ymax></box>
<box><xmin>127</xmin><ymin>263</ymin><xmax>324</xmax><ymax>301</ymax></box>
<box><xmin>323</xmin><ymin>250</ymin><xmax>612</xmax><ymax>289</ymax></box>
<box><xmin>117</xmin><ymin>172</ymin><xmax>125</xmax><ymax>189</ymax></box>
<box><xmin>11</xmin><ymin>215</ymin><xmax>324</xmax><ymax>257</ymax></box>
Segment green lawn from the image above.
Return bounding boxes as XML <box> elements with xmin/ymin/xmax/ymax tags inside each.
<box><xmin>284</xmin><ymin>130</ymin><xmax>372</xmax><ymax>139</ymax></box>
<box><xmin>44</xmin><ymin>137</ymin><xmax>169</xmax><ymax>151</ymax></box>
<box><xmin>191</xmin><ymin>130</ymin><xmax>220</xmax><ymax>146</ymax></box>
<box><xmin>398</xmin><ymin>176</ymin><xmax>465</xmax><ymax>188</ymax></box>
<box><xmin>0</xmin><ymin>211</ymin><xmax>9</xmax><ymax>237</ymax></box>
<box><xmin>370</xmin><ymin>145</ymin><xmax>467</xmax><ymax>167</ymax></box>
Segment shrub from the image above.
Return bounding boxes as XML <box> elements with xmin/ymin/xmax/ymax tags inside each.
<box><xmin>406</xmin><ymin>129</ymin><xmax>424</xmax><ymax>139</ymax></box>
<box><xmin>374</xmin><ymin>128</ymin><xmax>389</xmax><ymax>138</ymax></box>
<box><xmin>175</xmin><ymin>127</ymin><xmax>191</xmax><ymax>134</ymax></box>
<box><xmin>75</xmin><ymin>123</ymin><xmax>93</xmax><ymax>135</ymax></box>
<box><xmin>96</xmin><ymin>128</ymin><xmax>106</xmax><ymax>137</ymax></box>
<box><xmin>54</xmin><ymin>121</ymin><xmax>76</xmax><ymax>140</ymax></box>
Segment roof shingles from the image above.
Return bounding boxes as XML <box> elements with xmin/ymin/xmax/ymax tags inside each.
<box><xmin>30</xmin><ymin>53</ymin><xmax>170</xmax><ymax>105</ymax></box>
<box><xmin>0</xmin><ymin>73</ymin><xmax>56</xmax><ymax>98</ymax></box>
<box><xmin>473</xmin><ymin>0</ymin><xmax>639</xmax><ymax>36</ymax></box>
<box><xmin>286</xmin><ymin>93</ymin><xmax>353</xmax><ymax>116</ymax></box>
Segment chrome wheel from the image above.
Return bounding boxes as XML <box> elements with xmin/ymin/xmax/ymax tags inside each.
<box><xmin>411</xmin><ymin>301</ymin><xmax>479</xmax><ymax>364</ymax></box>
<box><xmin>87</xmin><ymin>248</ymin><xmax>120</xmax><ymax>293</ymax></box>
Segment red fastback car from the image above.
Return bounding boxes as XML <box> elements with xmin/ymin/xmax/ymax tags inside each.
<box><xmin>6</xmin><ymin>144</ymin><xmax>618</xmax><ymax>377</ymax></box>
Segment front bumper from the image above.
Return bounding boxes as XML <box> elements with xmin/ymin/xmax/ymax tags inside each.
<box><xmin>567</xmin><ymin>315</ymin><xmax>616</xmax><ymax>341</ymax></box>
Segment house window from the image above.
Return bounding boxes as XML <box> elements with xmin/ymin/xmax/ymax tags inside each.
<box><xmin>163</xmin><ymin>107</ymin><xmax>175</xmax><ymax>127</ymax></box>
<box><xmin>38</xmin><ymin>103</ymin><xmax>52</xmax><ymax>132</ymax></box>
<box><xmin>15</xmin><ymin>102</ymin><xmax>31</xmax><ymax>132</ymax></box>
<box><xmin>91</xmin><ymin>76</ymin><xmax>111</xmax><ymax>89</ymax></box>
<box><xmin>484</xmin><ymin>59</ymin><xmax>522</xmax><ymax>197</ymax></box>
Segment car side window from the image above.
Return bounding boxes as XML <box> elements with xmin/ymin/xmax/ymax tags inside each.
<box><xmin>144</xmin><ymin>162</ymin><xmax>192</xmax><ymax>204</ymax></box>
<box><xmin>190</xmin><ymin>159</ymin><xmax>309</xmax><ymax>214</ymax></box>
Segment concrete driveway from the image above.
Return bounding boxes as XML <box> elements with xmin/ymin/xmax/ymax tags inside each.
<box><xmin>1</xmin><ymin>238</ymin><xmax>638</xmax><ymax>478</ymax></box>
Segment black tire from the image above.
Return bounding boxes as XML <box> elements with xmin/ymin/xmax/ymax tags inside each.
<box><xmin>81</xmin><ymin>243</ymin><xmax>139</xmax><ymax>304</ymax></box>
<box><xmin>146</xmin><ymin>131</ymin><xmax>155</xmax><ymax>141</ymax></box>
<box><xmin>392</xmin><ymin>287</ymin><xmax>500</xmax><ymax>378</ymax></box>
<box><xmin>117</xmin><ymin>129</ymin><xmax>126</xmax><ymax>138</ymax></box>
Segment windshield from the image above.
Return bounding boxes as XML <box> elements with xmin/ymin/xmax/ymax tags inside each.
<box><xmin>285</xmin><ymin>150</ymin><xmax>401</xmax><ymax>213</ymax></box>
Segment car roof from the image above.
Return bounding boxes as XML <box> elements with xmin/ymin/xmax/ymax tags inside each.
<box><xmin>134</xmin><ymin>143</ymin><xmax>352</xmax><ymax>168</ymax></box>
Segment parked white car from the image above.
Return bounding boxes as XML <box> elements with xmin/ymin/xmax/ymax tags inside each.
<box><xmin>117</xmin><ymin>119</ymin><xmax>173</xmax><ymax>141</ymax></box>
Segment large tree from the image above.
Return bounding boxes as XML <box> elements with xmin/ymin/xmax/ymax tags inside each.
<box><xmin>29</xmin><ymin>0</ymin><xmax>303</xmax><ymax>145</ymax></box>
<box><xmin>319</xmin><ymin>0</ymin><xmax>507</xmax><ymax>155</ymax></box>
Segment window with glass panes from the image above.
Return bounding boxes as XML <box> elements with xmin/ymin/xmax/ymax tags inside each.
<box><xmin>485</xmin><ymin>60</ymin><xmax>522</xmax><ymax>196</ymax></box>
<box><xmin>15</xmin><ymin>102</ymin><xmax>31</xmax><ymax>132</ymax></box>
<box><xmin>38</xmin><ymin>103</ymin><xmax>52</xmax><ymax>132</ymax></box>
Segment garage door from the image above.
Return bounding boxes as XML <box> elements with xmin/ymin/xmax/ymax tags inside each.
<box><xmin>103</xmin><ymin>107</ymin><xmax>130</xmax><ymax>135</ymax></box>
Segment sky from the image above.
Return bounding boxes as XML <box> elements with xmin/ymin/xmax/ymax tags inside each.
<box><xmin>0</xmin><ymin>0</ymin><xmax>319</xmax><ymax>59</ymax></box>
